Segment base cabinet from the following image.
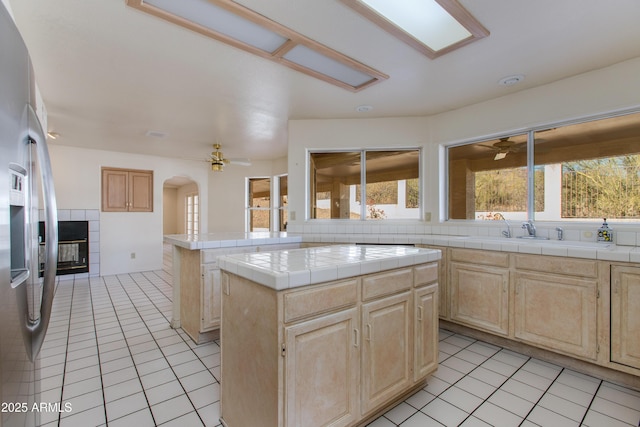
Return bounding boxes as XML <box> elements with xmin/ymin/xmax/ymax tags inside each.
<box><xmin>414</xmin><ymin>283</ymin><xmax>439</xmax><ymax>381</ymax></box>
<box><xmin>285</xmin><ymin>308</ymin><xmax>359</xmax><ymax>427</ymax></box>
<box><xmin>611</xmin><ymin>265</ymin><xmax>640</xmax><ymax>369</ymax></box>
<box><xmin>514</xmin><ymin>271</ymin><xmax>598</xmax><ymax>360</ymax></box>
<box><xmin>450</xmin><ymin>262</ymin><xmax>509</xmax><ymax>336</ymax></box>
<box><xmin>221</xmin><ymin>262</ymin><xmax>439</xmax><ymax>427</ymax></box>
<box><xmin>361</xmin><ymin>292</ymin><xmax>412</xmax><ymax>414</ymax></box>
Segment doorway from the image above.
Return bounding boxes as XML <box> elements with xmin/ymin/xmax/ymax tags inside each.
<box><xmin>163</xmin><ymin>176</ymin><xmax>199</xmax><ymax>235</ymax></box>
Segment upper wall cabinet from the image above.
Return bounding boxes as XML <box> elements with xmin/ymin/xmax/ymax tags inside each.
<box><xmin>102</xmin><ymin>167</ymin><xmax>153</xmax><ymax>212</ymax></box>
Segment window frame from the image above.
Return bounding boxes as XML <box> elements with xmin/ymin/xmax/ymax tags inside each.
<box><xmin>185</xmin><ymin>192</ymin><xmax>199</xmax><ymax>235</ymax></box>
<box><xmin>245</xmin><ymin>174</ymin><xmax>289</xmax><ymax>232</ymax></box>
<box><xmin>444</xmin><ymin>108</ymin><xmax>640</xmax><ymax>223</ymax></box>
<box><xmin>306</xmin><ymin>147</ymin><xmax>423</xmax><ymax>221</ymax></box>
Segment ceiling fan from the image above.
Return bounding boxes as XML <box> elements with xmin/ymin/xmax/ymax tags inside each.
<box><xmin>480</xmin><ymin>137</ymin><xmax>526</xmax><ymax>160</ymax></box>
<box><xmin>207</xmin><ymin>143</ymin><xmax>251</xmax><ymax>172</ymax></box>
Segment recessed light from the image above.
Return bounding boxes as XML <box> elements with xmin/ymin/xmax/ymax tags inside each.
<box><xmin>146</xmin><ymin>130</ymin><xmax>168</xmax><ymax>138</ymax></box>
<box><xmin>498</xmin><ymin>74</ymin><xmax>525</xmax><ymax>86</ymax></box>
<box><xmin>355</xmin><ymin>105</ymin><xmax>374</xmax><ymax>113</ymax></box>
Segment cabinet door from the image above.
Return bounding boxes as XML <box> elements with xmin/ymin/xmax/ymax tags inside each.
<box><xmin>414</xmin><ymin>284</ymin><xmax>438</xmax><ymax>381</ymax></box>
<box><xmin>611</xmin><ymin>266</ymin><xmax>640</xmax><ymax>369</ymax></box>
<box><xmin>129</xmin><ymin>170</ymin><xmax>153</xmax><ymax>212</ymax></box>
<box><xmin>285</xmin><ymin>308</ymin><xmax>359</xmax><ymax>427</ymax></box>
<box><xmin>361</xmin><ymin>291</ymin><xmax>411</xmax><ymax>415</ymax></box>
<box><xmin>514</xmin><ymin>271</ymin><xmax>597</xmax><ymax>360</ymax></box>
<box><xmin>450</xmin><ymin>262</ymin><xmax>510</xmax><ymax>336</ymax></box>
<box><xmin>101</xmin><ymin>168</ymin><xmax>153</xmax><ymax>212</ymax></box>
<box><xmin>202</xmin><ymin>265</ymin><xmax>221</xmax><ymax>331</ymax></box>
<box><xmin>101</xmin><ymin>168</ymin><xmax>128</xmax><ymax>211</ymax></box>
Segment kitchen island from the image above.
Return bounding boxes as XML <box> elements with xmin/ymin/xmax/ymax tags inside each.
<box><xmin>163</xmin><ymin>232</ymin><xmax>302</xmax><ymax>343</ymax></box>
<box><xmin>218</xmin><ymin>245</ymin><xmax>441</xmax><ymax>427</ymax></box>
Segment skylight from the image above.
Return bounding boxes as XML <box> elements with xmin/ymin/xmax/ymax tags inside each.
<box><xmin>341</xmin><ymin>0</ymin><xmax>488</xmax><ymax>59</ymax></box>
<box><xmin>126</xmin><ymin>0</ymin><xmax>388</xmax><ymax>91</ymax></box>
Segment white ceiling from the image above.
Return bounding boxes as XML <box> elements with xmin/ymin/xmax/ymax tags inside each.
<box><xmin>8</xmin><ymin>0</ymin><xmax>640</xmax><ymax>164</ymax></box>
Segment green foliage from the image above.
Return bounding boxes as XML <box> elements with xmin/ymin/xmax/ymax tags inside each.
<box><xmin>475</xmin><ymin>155</ymin><xmax>640</xmax><ymax>219</ymax></box>
<box><xmin>405</xmin><ymin>178</ymin><xmax>419</xmax><ymax>208</ymax></box>
<box><xmin>562</xmin><ymin>155</ymin><xmax>640</xmax><ymax>218</ymax></box>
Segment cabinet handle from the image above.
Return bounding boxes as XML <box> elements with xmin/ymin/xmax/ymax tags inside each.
<box><xmin>366</xmin><ymin>324</ymin><xmax>372</xmax><ymax>342</ymax></box>
<box><xmin>353</xmin><ymin>328</ymin><xmax>359</xmax><ymax>347</ymax></box>
<box><xmin>417</xmin><ymin>306</ymin><xmax>423</xmax><ymax>321</ymax></box>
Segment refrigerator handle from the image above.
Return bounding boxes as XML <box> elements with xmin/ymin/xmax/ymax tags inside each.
<box><xmin>25</xmin><ymin>104</ymin><xmax>58</xmax><ymax>362</ymax></box>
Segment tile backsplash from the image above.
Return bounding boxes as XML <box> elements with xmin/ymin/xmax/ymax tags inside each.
<box><xmin>287</xmin><ymin>220</ymin><xmax>640</xmax><ymax>247</ymax></box>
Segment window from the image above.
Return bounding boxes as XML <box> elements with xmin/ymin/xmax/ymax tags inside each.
<box><xmin>278</xmin><ymin>175</ymin><xmax>288</xmax><ymax>231</ymax></box>
<box><xmin>447</xmin><ymin>111</ymin><xmax>640</xmax><ymax>222</ymax></box>
<box><xmin>309</xmin><ymin>149</ymin><xmax>421</xmax><ymax>220</ymax></box>
<box><xmin>186</xmin><ymin>193</ymin><xmax>199</xmax><ymax>234</ymax></box>
<box><xmin>247</xmin><ymin>177</ymin><xmax>271</xmax><ymax>232</ymax></box>
<box><xmin>246</xmin><ymin>175</ymin><xmax>289</xmax><ymax>232</ymax></box>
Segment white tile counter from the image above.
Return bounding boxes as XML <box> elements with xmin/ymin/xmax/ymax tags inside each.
<box><xmin>218</xmin><ymin>244</ymin><xmax>442</xmax><ymax>290</ymax></box>
<box><xmin>163</xmin><ymin>231</ymin><xmax>302</xmax><ymax>250</ymax></box>
<box><xmin>300</xmin><ymin>233</ymin><xmax>640</xmax><ymax>262</ymax></box>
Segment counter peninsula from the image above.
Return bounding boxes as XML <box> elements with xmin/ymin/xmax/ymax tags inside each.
<box><xmin>163</xmin><ymin>232</ymin><xmax>302</xmax><ymax>343</ymax></box>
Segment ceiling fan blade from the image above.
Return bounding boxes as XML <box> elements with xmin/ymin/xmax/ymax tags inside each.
<box><xmin>228</xmin><ymin>158</ymin><xmax>251</xmax><ymax>166</ymax></box>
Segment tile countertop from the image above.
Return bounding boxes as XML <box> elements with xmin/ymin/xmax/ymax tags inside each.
<box><xmin>301</xmin><ymin>233</ymin><xmax>640</xmax><ymax>263</ymax></box>
<box><xmin>218</xmin><ymin>245</ymin><xmax>442</xmax><ymax>290</ymax></box>
<box><xmin>163</xmin><ymin>232</ymin><xmax>303</xmax><ymax>250</ymax></box>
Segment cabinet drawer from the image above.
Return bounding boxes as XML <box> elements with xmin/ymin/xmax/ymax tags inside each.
<box><xmin>450</xmin><ymin>248</ymin><xmax>509</xmax><ymax>267</ymax></box>
<box><xmin>283</xmin><ymin>279</ymin><xmax>358</xmax><ymax>323</ymax></box>
<box><xmin>514</xmin><ymin>254</ymin><xmax>597</xmax><ymax>278</ymax></box>
<box><xmin>414</xmin><ymin>263</ymin><xmax>438</xmax><ymax>286</ymax></box>
<box><xmin>362</xmin><ymin>268</ymin><xmax>413</xmax><ymax>301</ymax></box>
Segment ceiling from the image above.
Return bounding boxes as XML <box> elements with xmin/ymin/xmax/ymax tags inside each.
<box><xmin>8</xmin><ymin>0</ymin><xmax>640</xmax><ymax>164</ymax></box>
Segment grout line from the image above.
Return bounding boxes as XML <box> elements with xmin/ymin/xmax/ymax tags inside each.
<box><xmin>579</xmin><ymin>380</ymin><xmax>603</xmax><ymax>427</ymax></box>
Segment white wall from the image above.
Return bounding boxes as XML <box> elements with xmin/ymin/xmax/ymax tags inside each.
<box><xmin>288</xmin><ymin>57</ymin><xmax>640</xmax><ymax>229</ymax></box>
<box><xmin>48</xmin><ymin>144</ymin><xmax>209</xmax><ymax>275</ymax></box>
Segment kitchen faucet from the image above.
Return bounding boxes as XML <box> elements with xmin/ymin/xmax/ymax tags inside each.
<box><xmin>522</xmin><ymin>220</ymin><xmax>536</xmax><ymax>237</ymax></box>
<box><xmin>501</xmin><ymin>218</ymin><xmax>512</xmax><ymax>238</ymax></box>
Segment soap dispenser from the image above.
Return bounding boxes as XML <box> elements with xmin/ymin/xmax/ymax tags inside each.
<box><xmin>597</xmin><ymin>218</ymin><xmax>613</xmax><ymax>243</ymax></box>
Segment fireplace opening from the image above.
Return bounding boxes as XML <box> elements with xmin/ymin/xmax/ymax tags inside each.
<box><xmin>39</xmin><ymin>221</ymin><xmax>89</xmax><ymax>276</ymax></box>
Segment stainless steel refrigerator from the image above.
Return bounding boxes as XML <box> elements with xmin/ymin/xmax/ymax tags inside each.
<box><xmin>1</xmin><ymin>2</ymin><xmax>59</xmax><ymax>426</ymax></box>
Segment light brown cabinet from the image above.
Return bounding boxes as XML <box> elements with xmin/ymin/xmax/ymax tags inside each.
<box><xmin>449</xmin><ymin>249</ymin><xmax>510</xmax><ymax>336</ymax></box>
<box><xmin>101</xmin><ymin>167</ymin><xmax>153</xmax><ymax>212</ymax></box>
<box><xmin>220</xmin><ymin>262</ymin><xmax>439</xmax><ymax>427</ymax></box>
<box><xmin>414</xmin><ymin>282</ymin><xmax>438</xmax><ymax>381</ymax></box>
<box><xmin>514</xmin><ymin>271</ymin><xmax>598</xmax><ymax>360</ymax></box>
<box><xmin>284</xmin><ymin>307</ymin><xmax>359</xmax><ymax>427</ymax></box>
<box><xmin>611</xmin><ymin>265</ymin><xmax>640</xmax><ymax>369</ymax></box>
<box><xmin>361</xmin><ymin>291</ymin><xmax>412</xmax><ymax>414</ymax></box>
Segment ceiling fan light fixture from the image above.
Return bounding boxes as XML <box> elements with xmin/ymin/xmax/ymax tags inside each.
<box><xmin>494</xmin><ymin>151</ymin><xmax>507</xmax><ymax>160</ymax></box>
<box><xmin>211</xmin><ymin>162</ymin><xmax>224</xmax><ymax>171</ymax></box>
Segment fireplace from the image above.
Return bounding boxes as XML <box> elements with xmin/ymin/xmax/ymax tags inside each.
<box><xmin>39</xmin><ymin>221</ymin><xmax>89</xmax><ymax>276</ymax></box>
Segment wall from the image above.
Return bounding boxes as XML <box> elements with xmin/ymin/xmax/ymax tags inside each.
<box><xmin>287</xmin><ymin>57</ymin><xmax>640</xmax><ymax>234</ymax></box>
<box><xmin>48</xmin><ymin>144</ymin><xmax>209</xmax><ymax>275</ymax></box>
<box><xmin>163</xmin><ymin>187</ymin><xmax>178</xmax><ymax>235</ymax></box>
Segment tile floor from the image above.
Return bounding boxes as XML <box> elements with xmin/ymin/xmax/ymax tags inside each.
<box><xmin>37</xmin><ymin>247</ymin><xmax>640</xmax><ymax>427</ymax></box>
